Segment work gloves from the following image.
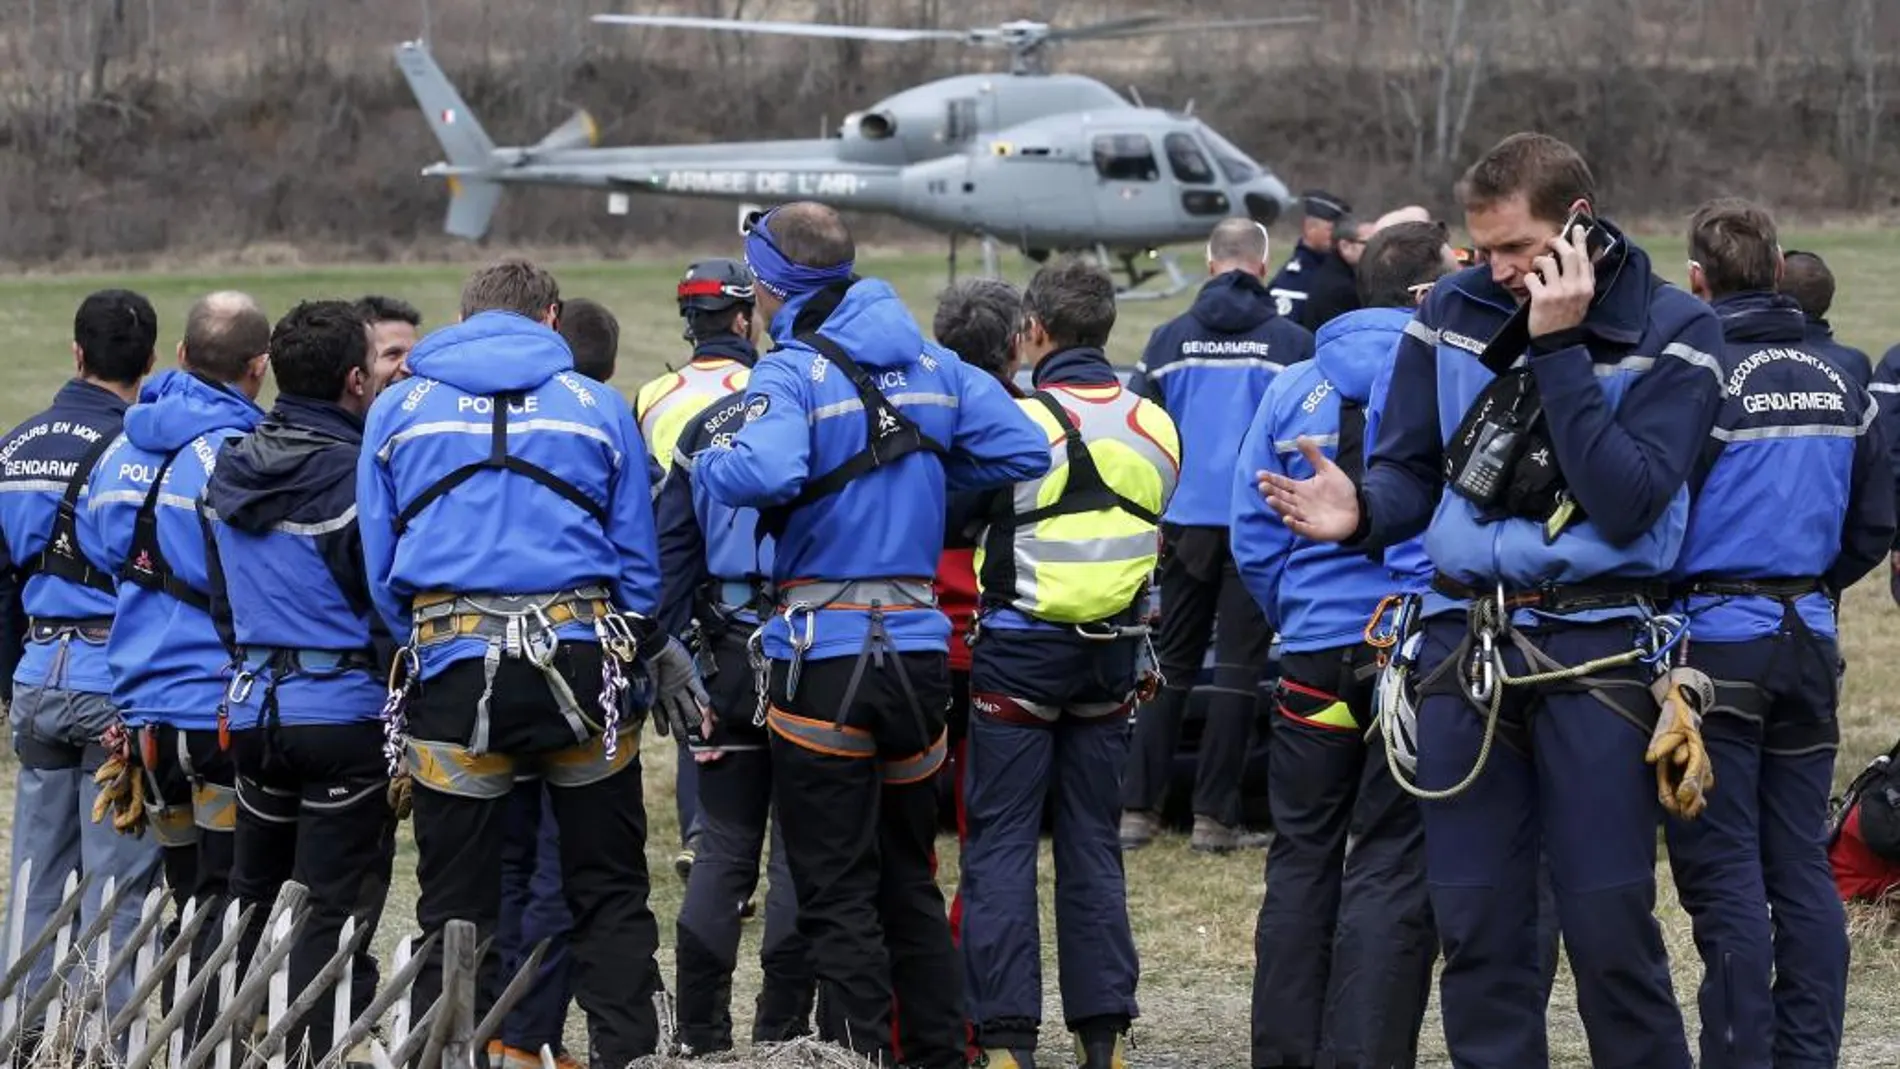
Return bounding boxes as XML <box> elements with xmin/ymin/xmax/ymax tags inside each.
<box><xmin>1647</xmin><ymin>666</ymin><xmax>1716</xmax><ymax>820</ymax></box>
<box><xmin>648</xmin><ymin>636</ymin><xmax>711</xmax><ymax>741</ymax></box>
<box><xmin>91</xmin><ymin>723</ymin><xmax>148</xmax><ymax>837</ymax></box>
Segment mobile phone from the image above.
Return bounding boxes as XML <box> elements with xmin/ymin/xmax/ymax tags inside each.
<box><xmin>1559</xmin><ymin>207</ymin><xmax>1618</xmax><ymax>264</ymax></box>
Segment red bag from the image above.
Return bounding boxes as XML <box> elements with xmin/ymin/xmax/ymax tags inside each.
<box><xmin>1828</xmin><ymin>746</ymin><xmax>1900</xmax><ymax>903</ymax></box>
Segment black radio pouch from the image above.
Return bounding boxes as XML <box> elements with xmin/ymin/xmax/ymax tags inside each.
<box><xmin>1441</xmin><ymin>305</ymin><xmax>1586</xmax><ymax>541</ymax></box>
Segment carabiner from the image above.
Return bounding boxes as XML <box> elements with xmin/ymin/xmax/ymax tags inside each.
<box><xmin>225</xmin><ymin>669</ymin><xmax>257</xmax><ymax>706</ymax></box>
<box><xmin>1467</xmin><ymin>628</ymin><xmax>1497</xmax><ymax>704</ymax></box>
<box><xmin>524</xmin><ymin>605</ymin><xmax>561</xmax><ymax>667</ymax></box>
<box><xmin>1364</xmin><ymin>594</ymin><xmax>1405</xmax><ymax>649</ymax></box>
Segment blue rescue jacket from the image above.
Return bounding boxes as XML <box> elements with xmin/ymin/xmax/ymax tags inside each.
<box><xmin>206</xmin><ymin>396</ymin><xmax>386</xmax><ymax>728</ymax></box>
<box><xmin>86</xmin><ymin>370</ymin><xmax>263</xmax><ymax>728</ymax></box>
<box><xmin>655</xmin><ymin>389</ymin><xmax>774</xmax><ymax>640</ymax></box>
<box><xmin>695</xmin><ymin>278</ymin><xmax>1049</xmax><ymax>662</ymax></box>
<box><xmin>0</xmin><ymin>380</ymin><xmax>131</xmax><ymax>698</ymax></box>
<box><xmin>358</xmin><ymin>311</ymin><xmax>661</xmax><ymax>681</ymax></box>
<box><xmin>1802</xmin><ymin>315</ymin><xmax>1872</xmax><ymax>390</ymax></box>
<box><xmin>1232</xmin><ymin>307</ymin><xmax>1424</xmax><ymax>651</ymax></box>
<box><xmin>1357</xmin><ymin>224</ymin><xmax>1727</xmax><ymax>616</ymax></box>
<box><xmin>1674</xmin><ymin>292</ymin><xmax>1893</xmax><ymax>642</ymax></box>
<box><xmin>1131</xmin><ymin>271</ymin><xmax>1313</xmax><ymax>526</ymax></box>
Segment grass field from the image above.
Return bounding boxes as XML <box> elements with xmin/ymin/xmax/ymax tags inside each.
<box><xmin>4</xmin><ymin>232</ymin><xmax>1900</xmax><ymax>1067</ymax></box>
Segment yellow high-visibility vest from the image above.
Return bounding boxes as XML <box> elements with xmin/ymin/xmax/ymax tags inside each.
<box><xmin>974</xmin><ymin>382</ymin><xmax>1180</xmax><ymax>624</ymax></box>
<box><xmin>635</xmin><ymin>358</ymin><xmax>750</xmax><ymax>470</ymax></box>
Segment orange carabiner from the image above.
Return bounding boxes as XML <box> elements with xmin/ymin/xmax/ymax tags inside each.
<box><xmin>1364</xmin><ymin>594</ymin><xmax>1405</xmax><ymax>649</ymax></box>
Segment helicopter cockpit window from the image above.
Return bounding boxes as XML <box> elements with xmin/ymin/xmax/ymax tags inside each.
<box><xmin>1164</xmin><ymin>133</ymin><xmax>1215</xmax><ymax>185</ymax></box>
<box><xmin>1198</xmin><ymin>124</ymin><xmax>1259</xmax><ymax>184</ymax></box>
<box><xmin>1092</xmin><ymin>134</ymin><xmax>1160</xmax><ymax>182</ymax></box>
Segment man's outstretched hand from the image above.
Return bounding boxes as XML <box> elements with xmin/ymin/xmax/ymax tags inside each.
<box><xmin>1257</xmin><ymin>437</ymin><xmax>1363</xmax><ymax>543</ymax></box>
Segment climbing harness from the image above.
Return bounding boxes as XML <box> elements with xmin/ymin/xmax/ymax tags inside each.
<box><xmin>1381</xmin><ymin>578</ymin><xmax>1688</xmax><ymax>802</ymax></box>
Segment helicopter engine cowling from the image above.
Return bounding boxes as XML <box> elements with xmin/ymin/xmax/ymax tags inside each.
<box><xmin>855</xmin><ymin>111</ymin><xmax>898</xmax><ymax>140</ymax></box>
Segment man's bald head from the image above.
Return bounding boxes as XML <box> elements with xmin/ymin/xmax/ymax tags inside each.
<box><xmin>182</xmin><ymin>291</ymin><xmax>271</xmax><ymax>382</ymax></box>
<box><xmin>768</xmin><ymin>202</ymin><xmax>855</xmax><ymax>268</ymax></box>
<box><xmin>1206</xmin><ymin>218</ymin><xmax>1270</xmax><ymax>277</ymax></box>
<box><xmin>1375</xmin><ymin>205</ymin><xmax>1433</xmax><ymax>230</ymax></box>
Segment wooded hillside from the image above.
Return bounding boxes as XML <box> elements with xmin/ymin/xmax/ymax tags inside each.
<box><xmin>2</xmin><ymin>0</ymin><xmax>1895</xmax><ymax>266</ymax></box>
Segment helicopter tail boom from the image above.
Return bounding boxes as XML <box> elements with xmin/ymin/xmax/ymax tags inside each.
<box><xmin>396</xmin><ymin>40</ymin><xmax>506</xmax><ymax>238</ymax></box>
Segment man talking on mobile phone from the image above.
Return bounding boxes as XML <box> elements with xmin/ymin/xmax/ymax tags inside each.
<box><xmin>1257</xmin><ymin>132</ymin><xmax>1724</xmax><ymax>1069</ymax></box>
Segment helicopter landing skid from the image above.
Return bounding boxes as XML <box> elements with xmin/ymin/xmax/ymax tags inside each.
<box><xmin>1100</xmin><ymin>245</ymin><xmax>1192</xmax><ymax>301</ymax></box>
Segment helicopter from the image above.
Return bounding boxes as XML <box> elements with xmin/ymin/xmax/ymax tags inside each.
<box><xmin>396</xmin><ymin>11</ymin><xmax>1317</xmax><ymax>297</ymax></box>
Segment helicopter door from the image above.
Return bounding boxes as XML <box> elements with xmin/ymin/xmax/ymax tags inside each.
<box><xmin>1089</xmin><ymin>133</ymin><xmax>1172</xmax><ymax>238</ymax></box>
<box><xmin>1164</xmin><ymin>131</ymin><xmax>1232</xmax><ymax>219</ymax></box>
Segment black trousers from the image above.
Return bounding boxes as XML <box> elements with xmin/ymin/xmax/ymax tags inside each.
<box><xmin>229</xmin><ymin>721</ymin><xmax>395</xmax><ymax>1058</ymax></box>
<box><xmin>147</xmin><ymin>723</ymin><xmax>236</xmax><ymax>1048</ymax></box>
<box><xmin>1252</xmin><ymin>647</ymin><xmax>1435</xmax><ymax>1069</ymax></box>
<box><xmin>1123</xmin><ymin>524</ymin><xmax>1274</xmax><ymax>825</ymax></box>
<box><xmin>675</xmin><ymin>631</ymin><xmax>814</xmax><ymax>1053</ymax></box>
<box><xmin>767</xmin><ymin>652</ymin><xmax>963</xmax><ymax>1069</ymax></box>
<box><xmin>405</xmin><ymin>644</ymin><xmax>661</xmax><ymax>1069</ymax></box>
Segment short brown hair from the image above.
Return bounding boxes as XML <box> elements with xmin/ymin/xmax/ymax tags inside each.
<box><xmin>557</xmin><ymin>298</ymin><xmax>621</xmax><ymax>382</ymax></box>
<box><xmin>461</xmin><ymin>259</ymin><xmax>560</xmax><ymax>321</ymax></box>
<box><xmin>1458</xmin><ymin>132</ymin><xmax>1597</xmax><ymax>228</ymax></box>
<box><xmin>182</xmin><ymin>291</ymin><xmax>270</xmax><ymax>382</ymax></box>
<box><xmin>1358</xmin><ymin>222</ymin><xmax>1456</xmax><ymax>308</ymax></box>
<box><xmin>1689</xmin><ymin>197</ymin><xmax>1781</xmax><ymax>297</ymax></box>
<box><xmin>1023</xmin><ymin>256</ymin><xmax>1117</xmax><ymax>350</ymax></box>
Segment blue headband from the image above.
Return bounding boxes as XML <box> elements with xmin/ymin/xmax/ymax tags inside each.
<box><xmin>743</xmin><ymin>212</ymin><xmax>854</xmax><ymax>301</ymax></box>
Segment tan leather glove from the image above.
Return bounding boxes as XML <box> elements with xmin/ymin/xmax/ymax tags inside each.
<box><xmin>1646</xmin><ymin>666</ymin><xmax>1716</xmax><ymax>819</ymax></box>
<box><xmin>387</xmin><ymin>773</ymin><xmax>414</xmax><ymax>822</ymax></box>
<box><xmin>91</xmin><ymin>752</ymin><xmax>148</xmax><ymax>837</ymax></box>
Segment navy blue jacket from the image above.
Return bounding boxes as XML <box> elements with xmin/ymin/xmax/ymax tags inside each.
<box><xmin>1131</xmin><ymin>271</ymin><xmax>1313</xmax><ymax>526</ymax></box>
<box><xmin>1803</xmin><ymin>315</ymin><xmax>1872</xmax><ymax>390</ymax></box>
<box><xmin>696</xmin><ymin>278</ymin><xmax>1049</xmax><ymax>662</ymax></box>
<box><xmin>0</xmin><ymin>380</ymin><xmax>131</xmax><ymax>700</ymax></box>
<box><xmin>655</xmin><ymin>389</ymin><xmax>774</xmax><ymax>640</ymax></box>
<box><xmin>205</xmin><ymin>396</ymin><xmax>385</xmax><ymax>728</ymax></box>
<box><xmin>1674</xmin><ymin>292</ymin><xmax>1892</xmax><ymax>642</ymax></box>
<box><xmin>87</xmin><ymin>370</ymin><xmax>264</xmax><ymax>728</ymax></box>
<box><xmin>1870</xmin><ymin>344</ymin><xmax>1900</xmax><ymax>550</ymax></box>
<box><xmin>359</xmin><ymin>312</ymin><xmax>660</xmax><ymax>681</ymax></box>
<box><xmin>1264</xmin><ymin>243</ymin><xmax>1326</xmax><ymax>322</ymax></box>
<box><xmin>1292</xmin><ymin>252</ymin><xmax>1361</xmax><ymax>333</ymax></box>
<box><xmin>1357</xmin><ymin>223</ymin><xmax>1726</xmax><ymax>614</ymax></box>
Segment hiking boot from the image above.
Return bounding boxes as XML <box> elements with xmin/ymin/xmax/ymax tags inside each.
<box><xmin>1119</xmin><ymin>809</ymin><xmax>1161</xmax><ymax>850</ymax></box>
<box><xmin>972</xmin><ymin>1048</ymin><xmax>1037</xmax><ymax>1069</ymax></box>
<box><xmin>1190</xmin><ymin>815</ymin><xmax>1239</xmax><ymax>853</ymax></box>
<box><xmin>496</xmin><ymin>1045</ymin><xmax>582</xmax><ymax>1069</ymax></box>
<box><xmin>1235</xmin><ymin>827</ymin><xmax>1275</xmax><ymax>850</ymax></box>
<box><xmin>1073</xmin><ymin>1031</ymin><xmax>1127</xmax><ymax>1068</ymax></box>
<box><xmin>674</xmin><ymin>833</ymin><xmax>698</xmax><ymax>880</ymax></box>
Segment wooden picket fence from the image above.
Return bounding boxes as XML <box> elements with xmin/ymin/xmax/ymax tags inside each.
<box><xmin>0</xmin><ymin>859</ymin><xmax>554</xmax><ymax>1069</ymax></box>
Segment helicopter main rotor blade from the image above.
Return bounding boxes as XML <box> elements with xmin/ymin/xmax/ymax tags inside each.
<box><xmin>1052</xmin><ymin>14</ymin><xmax>1322</xmax><ymax>42</ymax></box>
<box><xmin>1041</xmin><ymin>15</ymin><xmax>1172</xmax><ymax>42</ymax></box>
<box><xmin>590</xmin><ymin>14</ymin><xmax>965</xmax><ymax>44</ymax></box>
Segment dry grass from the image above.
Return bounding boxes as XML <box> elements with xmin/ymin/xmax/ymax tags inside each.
<box><xmin>5</xmin><ymin>233</ymin><xmax>1900</xmax><ymax>1066</ymax></box>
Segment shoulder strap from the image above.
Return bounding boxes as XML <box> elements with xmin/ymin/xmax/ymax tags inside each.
<box><xmin>120</xmin><ymin>449</ymin><xmax>212</xmax><ymax>613</ymax></box>
<box><xmin>393</xmin><ymin>394</ymin><xmax>609</xmax><ymax>535</ymax></box>
<box><xmin>754</xmin><ymin>333</ymin><xmax>949</xmax><ymax>543</ymax></box>
<box><xmin>26</xmin><ymin>431</ymin><xmax>122</xmax><ymax>595</ymax></box>
<box><xmin>977</xmin><ymin>390</ymin><xmax>1162</xmax><ymax>602</ymax></box>
<box><xmin>1333</xmin><ymin>396</ymin><xmax>1368</xmax><ymax>485</ymax></box>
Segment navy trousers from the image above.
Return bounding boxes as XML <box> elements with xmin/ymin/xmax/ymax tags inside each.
<box><xmin>1251</xmin><ymin>645</ymin><xmax>1435</xmax><ymax>1069</ymax></box>
<box><xmin>1664</xmin><ymin>633</ymin><xmax>1846</xmax><ymax>1069</ymax></box>
<box><xmin>962</xmin><ymin>628</ymin><xmax>1141</xmax><ymax>1049</ymax></box>
<box><xmin>496</xmin><ymin>779</ymin><xmax>575</xmax><ymax>1053</ymax></box>
<box><xmin>1413</xmin><ymin>616</ymin><xmax>1689</xmax><ymax>1069</ymax></box>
